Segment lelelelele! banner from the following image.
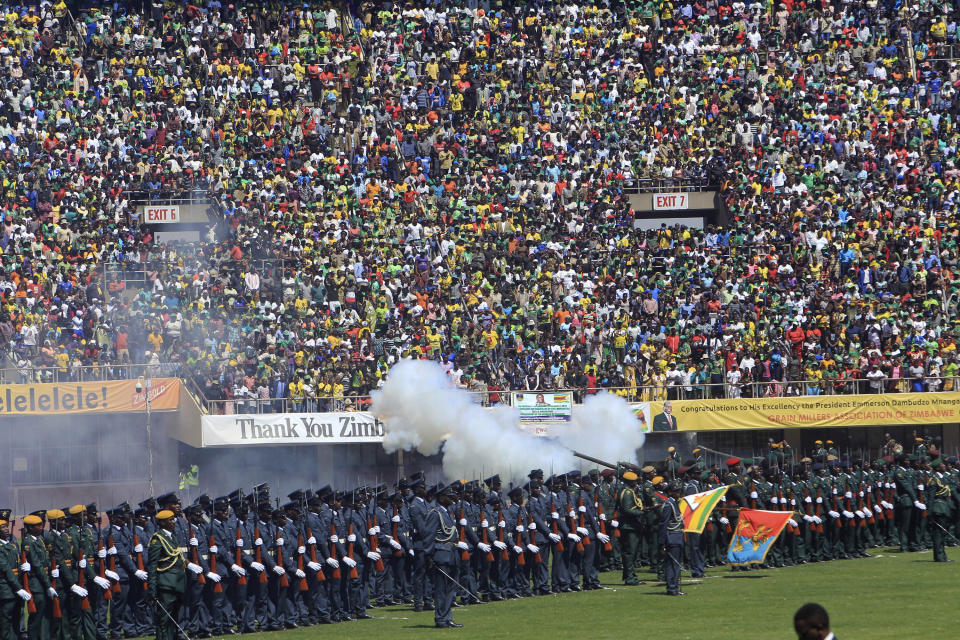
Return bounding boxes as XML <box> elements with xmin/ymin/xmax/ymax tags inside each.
<box><xmin>0</xmin><ymin>379</ymin><xmax>180</xmax><ymax>415</ymax></box>
<box><xmin>631</xmin><ymin>392</ymin><xmax>960</xmax><ymax>431</ymax></box>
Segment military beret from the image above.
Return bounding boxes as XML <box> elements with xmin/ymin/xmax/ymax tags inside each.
<box><xmin>156</xmin><ymin>510</ymin><xmax>175</xmax><ymax>520</ymax></box>
<box><xmin>23</xmin><ymin>515</ymin><xmax>42</xmax><ymax>525</ymax></box>
<box><xmin>641</xmin><ymin>465</ymin><xmax>656</xmax><ymax>474</ymax></box>
<box><xmin>47</xmin><ymin>509</ymin><xmax>66</xmax><ymax>520</ymax></box>
<box><xmin>931</xmin><ymin>458</ymin><xmax>943</xmax><ymax>467</ymax></box>
<box><xmin>600</xmin><ymin>469</ymin><xmax>615</xmax><ymax>478</ymax></box>
<box><xmin>814</xmin><ymin>440</ymin><xmax>823</xmax><ymax>445</ymax></box>
<box><xmin>800</xmin><ymin>457</ymin><xmax>812</xmax><ymax>463</ymax></box>
<box><xmin>692</xmin><ymin>447</ymin><xmax>702</xmax><ymax>454</ymax></box>
<box><xmin>726</xmin><ymin>458</ymin><xmax>741</xmax><ymax>467</ymax></box>
<box><xmin>667</xmin><ymin>446</ymin><xmax>676</xmax><ymax>453</ymax></box>
<box><xmin>651</xmin><ymin>476</ymin><xmax>665</xmax><ymax>486</ymax></box>
<box><xmin>68</xmin><ymin>504</ymin><xmax>85</xmax><ymax>515</ymax></box>
<box><xmin>622</xmin><ymin>471</ymin><xmax>639</xmax><ymax>481</ymax></box>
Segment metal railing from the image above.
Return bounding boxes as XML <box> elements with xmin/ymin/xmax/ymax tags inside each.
<box><xmin>0</xmin><ymin>363</ymin><xmax>181</xmax><ymax>385</ymax></box>
<box><xmin>622</xmin><ymin>177</ymin><xmax>718</xmax><ymax>194</ymax></box>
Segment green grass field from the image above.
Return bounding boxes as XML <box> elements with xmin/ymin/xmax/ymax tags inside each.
<box><xmin>207</xmin><ymin>546</ymin><xmax>957</xmax><ymax>640</ymax></box>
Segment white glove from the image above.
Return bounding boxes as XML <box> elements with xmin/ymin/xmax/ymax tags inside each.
<box><xmin>493</xmin><ymin>541</ymin><xmax>507</xmax><ymax>550</ymax></box>
<box><xmin>391</xmin><ymin>515</ymin><xmax>401</xmax><ymax>523</ymax></box>
<box><xmin>255</xmin><ymin>538</ymin><xmax>263</xmax><ymax>547</ymax></box>
<box><xmin>816</xmin><ymin>497</ymin><xmax>822</xmax><ymax>504</ymax></box>
<box><xmin>548</xmin><ymin>533</ymin><xmax>561</xmax><ymax>543</ymax></box>
<box><xmin>831</xmin><ymin>488</ymin><xmax>837</xmax><ymax>495</ymax></box>
<box><xmin>298</xmin><ymin>545</ymin><xmax>306</xmax><ymax>554</ymax></box>
<box><xmin>373</xmin><ymin>526</ymin><xmax>380</xmax><ymax>534</ymax></box>
<box><xmin>804</xmin><ymin>496</ymin><xmax>812</xmax><ymax>503</ymax></box>
<box><xmin>844</xmin><ymin>492</ymin><xmax>852</xmax><ymax>499</ymax></box>
<box><xmin>250</xmin><ymin>562</ymin><xmax>265</xmax><ymax>572</ymax></box>
<box><xmin>94</xmin><ymin>576</ymin><xmax>111</xmax><ymax>590</ymax></box>
<box><xmin>273</xmin><ymin>565</ymin><xmax>286</xmax><ymax>576</ymax></box>
<box><xmin>750</xmin><ymin>491</ymin><xmax>759</xmax><ymax>499</ymax></box>
<box><xmin>828</xmin><ymin>511</ymin><xmax>840</xmax><ymax>519</ymax></box>
<box><xmin>458</xmin><ymin>519</ymin><xmax>467</xmax><ymax>527</ymax></box>
<box><xmin>551</xmin><ymin>512</ymin><xmax>559</xmax><ymax>519</ymax></box>
<box><xmin>802</xmin><ymin>515</ymin><xmax>812</xmax><ymax>522</ymax></box>
<box><xmin>867</xmin><ymin>487</ymin><xmax>872</xmax><ymax>493</ymax></box>
<box><xmin>70</xmin><ymin>585</ymin><xmax>89</xmax><ymax>598</ymax></box>
<box><xmin>791</xmin><ymin>500</ymin><xmax>796</xmax><ymax>506</ymax></box>
<box><xmin>597</xmin><ymin>533</ymin><xmax>610</xmax><ymax>544</ymax></box>
<box><xmin>342</xmin><ymin>557</ymin><xmax>357</xmax><ymax>569</ymax></box>
<box><xmin>568</xmin><ymin>510</ymin><xmax>576</xmax><ymax>518</ymax></box>
<box><xmin>295</xmin><ymin>569</ymin><xmax>306</xmax><ymax>579</ymax></box>
<box><xmin>133</xmin><ymin>542</ymin><xmax>144</xmax><ymax>553</ymax></box>
<box><xmin>788</xmin><ymin>519</ymin><xmax>798</xmax><ymax>528</ymax></box>
<box><xmin>771</xmin><ymin>497</ymin><xmax>778</xmax><ymax>504</ymax></box>
<box><xmin>51</xmin><ymin>568</ymin><xmax>59</xmax><ymax>578</ymax></box>
<box><xmin>526</xmin><ymin>544</ymin><xmax>540</xmax><ymax>554</ymax></box>
<box><xmin>409</xmin><ymin>550</ymin><xmax>415</xmax><ymax>557</ymax></box>
<box><xmin>276</xmin><ymin>538</ymin><xmax>284</xmax><ymax>546</ymax></box>
<box><xmin>567</xmin><ymin>533</ymin><xmax>581</xmax><ymax>543</ymax></box>
<box><xmin>206</xmin><ymin>572</ymin><xmax>221</xmax><ymax>583</ymax></box>
<box><xmin>578</xmin><ymin>505</ymin><xmax>586</xmax><ymax>513</ymax></box>
<box><xmin>135</xmin><ymin>570</ymin><xmax>149</xmax><ymax>581</ymax></box>
<box><xmin>307</xmin><ymin>536</ymin><xmax>317</xmax><ymax>545</ymax></box>
<box><xmin>813</xmin><ymin>516</ymin><xmax>822</xmax><ymax>525</ymax></box>
<box><xmin>209</xmin><ymin>545</ymin><xmax>218</xmax><ymax>554</ymax></box>
<box><xmin>611</xmin><ymin>520</ymin><xmax>619</xmax><ymax>528</ymax></box>
<box><xmin>918</xmin><ymin>484</ymin><xmax>925</xmax><ymax>491</ymax></box>
<box><xmin>528</xmin><ymin>522</ymin><xmax>537</xmax><ymax>530</ymax></box>
<box><xmin>20</xmin><ymin>562</ymin><xmax>30</xmax><ymax>572</ymax></box>
<box><xmin>389</xmin><ymin>539</ymin><xmax>402</xmax><ymax>550</ymax></box>
<box><xmin>325</xmin><ymin>558</ymin><xmax>340</xmax><ymax>569</ymax></box>
<box><xmin>915</xmin><ymin>501</ymin><xmax>926</xmax><ymax>511</ymax></box>
<box><xmin>236</xmin><ymin>539</ymin><xmax>244</xmax><ymax>548</ymax></box>
<box><xmin>230</xmin><ymin>565</ymin><xmax>245</xmax><ymax>577</ymax></box>
<box><xmin>498</xmin><ymin>520</ymin><xmax>506</xmax><ymax>528</ymax></box>
<box><xmin>47</xmin><ymin>588</ymin><xmax>58</xmax><ymax>598</ymax></box>
<box><xmin>187</xmin><ymin>563</ymin><xmax>203</xmax><ymax>575</ymax></box>
<box><xmin>515</xmin><ymin>525</ymin><xmax>524</xmax><ymax>532</ymax></box>
<box><xmin>307</xmin><ymin>561</ymin><xmax>322</xmax><ymax>572</ymax></box>
<box><xmin>347</xmin><ymin>534</ymin><xmax>356</xmax><ymax>542</ymax></box>
<box><xmin>478</xmin><ymin>543</ymin><xmax>492</xmax><ymax>553</ymax></box>
<box><xmin>598</xmin><ymin>513</ymin><xmax>606</xmax><ymax>521</ymax></box>
<box><xmin>720</xmin><ymin>496</ymin><xmax>727</xmax><ymax>502</ymax></box>
<box><xmin>456</xmin><ymin>541</ymin><xmax>469</xmax><ymax>551</ymax></box>
<box><xmin>481</xmin><ymin>520</ymin><xmax>489</xmax><ymax>528</ymax></box>
<box><xmin>859</xmin><ymin>491</ymin><xmax>864</xmax><ymax>498</ymax></box>
<box><xmin>513</xmin><ymin>545</ymin><xmax>524</xmax><ymax>555</ymax></box>
<box><xmin>367</xmin><ymin>550</ymin><xmax>383</xmax><ymax>561</ymax></box>
<box><xmin>190</xmin><ymin>537</ymin><xmax>199</xmax><ymax>547</ymax></box>
<box><xmin>854</xmin><ymin>510</ymin><xmax>864</xmax><ymax>518</ymax></box>
<box><xmin>369</xmin><ymin>527</ymin><xmax>378</xmax><ymax>536</ymax></box>
<box><xmin>719</xmin><ymin>517</ymin><xmax>729</xmax><ymax>526</ymax></box>
<box><xmin>97</xmin><ymin>549</ymin><xmax>107</xmax><ymax>559</ymax></box>
<box><xmin>108</xmin><ymin>546</ymin><xmax>117</xmax><ymax>555</ymax></box>
<box><xmin>17</xmin><ymin>589</ymin><xmax>31</xmax><ymax>601</ymax></box>
<box><xmin>577</xmin><ymin>527</ymin><xmax>589</xmax><ymax>537</ymax></box>
<box><xmin>105</xmin><ymin>570</ymin><xmax>120</xmax><ymax>582</ymax></box>
<box><xmin>873</xmin><ymin>505</ymin><xmax>882</xmax><ymax>513</ymax></box>
<box><xmin>330</xmin><ymin>534</ymin><xmax>339</xmax><ymax>543</ymax></box>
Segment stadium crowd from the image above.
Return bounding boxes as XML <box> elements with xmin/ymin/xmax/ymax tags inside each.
<box><xmin>2</xmin><ymin>0</ymin><xmax>960</xmax><ymax>410</ymax></box>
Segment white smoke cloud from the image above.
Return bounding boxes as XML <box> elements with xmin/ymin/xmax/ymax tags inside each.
<box><xmin>371</xmin><ymin>360</ymin><xmax>643</xmax><ymax>483</ymax></box>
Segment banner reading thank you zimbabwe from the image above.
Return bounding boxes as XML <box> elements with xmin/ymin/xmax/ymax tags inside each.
<box><xmin>634</xmin><ymin>392</ymin><xmax>960</xmax><ymax>431</ymax></box>
<box><xmin>201</xmin><ymin>412</ymin><xmax>384</xmax><ymax>447</ymax></box>
<box><xmin>0</xmin><ymin>378</ymin><xmax>180</xmax><ymax>415</ymax></box>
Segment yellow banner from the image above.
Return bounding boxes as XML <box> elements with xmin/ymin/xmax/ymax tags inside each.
<box><xmin>632</xmin><ymin>392</ymin><xmax>960</xmax><ymax>431</ymax></box>
<box><xmin>0</xmin><ymin>379</ymin><xmax>180</xmax><ymax>415</ymax></box>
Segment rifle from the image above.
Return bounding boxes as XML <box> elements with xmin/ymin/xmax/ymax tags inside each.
<box><xmin>97</xmin><ymin>539</ymin><xmax>113</xmax><ymax>600</ymax></box>
<box><xmin>49</xmin><ymin>556</ymin><xmax>62</xmax><ymax>619</ymax></box>
<box><xmin>107</xmin><ymin>531</ymin><xmax>121</xmax><ymax>593</ymax></box>
<box><xmin>189</xmin><ymin>525</ymin><xmax>205</xmax><ymax>586</ymax></box>
<box><xmin>254</xmin><ymin>523</ymin><xmax>268</xmax><ymax>584</ymax></box>
<box><xmin>814</xmin><ymin>488</ymin><xmax>824</xmax><ymax>534</ymax></box>
<box><xmin>479</xmin><ymin>512</ymin><xmax>495</xmax><ymax>562</ymax></box>
<box><xmin>328</xmin><ymin>523</ymin><xmax>342</xmax><ymax>579</ymax></box>
<box><xmin>346</xmin><ymin>520</ymin><xmax>359</xmax><ymax>579</ymax></box>
<box><xmin>526</xmin><ymin>511</ymin><xmax>542</xmax><ymax>564</ymax></box>
<box><xmin>577</xmin><ymin>495</ymin><xmax>591</xmax><ymax>547</ymax></box>
<box><xmin>234</xmin><ymin>526</ymin><xmax>247</xmax><ymax>586</ymax></box>
<box><xmin>568</xmin><ymin>501</ymin><xmax>584</xmax><ymax>553</ymax></box>
<box><xmin>76</xmin><ymin>535</ymin><xmax>91</xmax><ymax>610</ymax></box>
<box><xmin>595</xmin><ymin>501</ymin><xmax>612</xmax><ymax>552</ymax></box>
<box><xmin>133</xmin><ymin>532</ymin><xmax>148</xmax><ymax>591</ymax></box>
<box><xmin>391</xmin><ymin>505</ymin><xmax>403</xmax><ymax>558</ymax></box>
<box><xmin>919</xmin><ymin>472</ymin><xmax>929</xmax><ymax>520</ymax></box>
<box><xmin>514</xmin><ymin>512</ymin><xmax>526</xmax><ymax>567</ymax></box>
<box><xmin>366</xmin><ymin>515</ymin><xmax>386</xmax><ymax>571</ymax></box>
<box><xmin>208</xmin><ymin>535</ymin><xmax>222</xmax><ymax>593</ymax></box>
<box><xmin>457</xmin><ymin>501</ymin><xmax>470</xmax><ymax>563</ymax></box>
<box><xmin>20</xmin><ymin>548</ymin><xmax>36</xmax><ymax>613</ymax></box>
<box><xmin>496</xmin><ymin>507</ymin><xmax>508</xmax><ymax>562</ymax></box>
<box><xmin>305</xmin><ymin>527</ymin><xmax>324</xmax><ymax>581</ymax></box>
<box><xmin>549</xmin><ymin>495</ymin><xmax>564</xmax><ymax>552</ymax></box>
<box><xmin>296</xmin><ymin>534</ymin><xmax>308</xmax><ymax>591</ymax></box>
<box><xmin>275</xmin><ymin>528</ymin><xmax>289</xmax><ymax>588</ymax></box>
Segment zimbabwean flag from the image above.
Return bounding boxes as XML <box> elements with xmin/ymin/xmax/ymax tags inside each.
<box><xmin>678</xmin><ymin>486</ymin><xmax>728</xmax><ymax>534</ymax></box>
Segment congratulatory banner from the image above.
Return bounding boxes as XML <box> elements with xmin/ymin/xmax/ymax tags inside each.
<box><xmin>0</xmin><ymin>379</ymin><xmax>180</xmax><ymax>415</ymax></box>
<box><xmin>201</xmin><ymin>413</ymin><xmax>384</xmax><ymax>447</ymax></box>
<box><xmin>639</xmin><ymin>392</ymin><xmax>960</xmax><ymax>431</ymax></box>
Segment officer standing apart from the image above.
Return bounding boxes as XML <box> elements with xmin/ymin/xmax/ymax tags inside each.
<box><xmin>424</xmin><ymin>485</ymin><xmax>466</xmax><ymax>629</ymax></box>
<box><xmin>659</xmin><ymin>482</ymin><xmax>685</xmax><ymax>596</ymax></box>
<box><xmin>148</xmin><ymin>510</ymin><xmax>187</xmax><ymax>640</ymax></box>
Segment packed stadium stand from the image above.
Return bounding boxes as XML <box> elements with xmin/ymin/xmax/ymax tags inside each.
<box><xmin>1</xmin><ymin>0</ymin><xmax>960</xmax><ymax>410</ymax></box>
